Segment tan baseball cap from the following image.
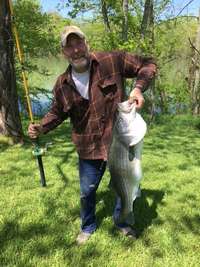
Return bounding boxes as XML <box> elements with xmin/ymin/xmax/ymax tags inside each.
<box><xmin>61</xmin><ymin>25</ymin><xmax>85</xmax><ymax>46</ymax></box>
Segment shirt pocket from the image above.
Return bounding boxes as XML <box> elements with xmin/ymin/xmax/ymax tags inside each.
<box><xmin>99</xmin><ymin>77</ymin><xmax>117</xmax><ymax>100</ymax></box>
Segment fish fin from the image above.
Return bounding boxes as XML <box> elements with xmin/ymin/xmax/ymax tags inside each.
<box><xmin>129</xmin><ymin>145</ymin><xmax>135</xmax><ymax>161</ymax></box>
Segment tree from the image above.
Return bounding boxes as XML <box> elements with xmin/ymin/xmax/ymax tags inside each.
<box><xmin>14</xmin><ymin>0</ymin><xmax>63</xmax><ymax>57</ymax></box>
<box><xmin>188</xmin><ymin>9</ymin><xmax>200</xmax><ymax>115</ymax></box>
<box><xmin>122</xmin><ymin>0</ymin><xmax>129</xmax><ymax>41</ymax></box>
<box><xmin>0</xmin><ymin>0</ymin><xmax>23</xmax><ymax>143</ymax></box>
<box><xmin>155</xmin><ymin>16</ymin><xmax>197</xmax><ymax>114</ymax></box>
<box><xmin>141</xmin><ymin>0</ymin><xmax>154</xmax><ymax>40</ymax></box>
<box><xmin>140</xmin><ymin>0</ymin><xmax>156</xmax><ymax>119</ymax></box>
<box><xmin>101</xmin><ymin>0</ymin><xmax>111</xmax><ymax>32</ymax></box>
<box><xmin>12</xmin><ymin>0</ymin><xmax>68</xmax><ymax>116</ymax></box>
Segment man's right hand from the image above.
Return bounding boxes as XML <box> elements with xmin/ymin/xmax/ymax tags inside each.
<box><xmin>128</xmin><ymin>88</ymin><xmax>144</xmax><ymax>109</ymax></box>
<box><xmin>28</xmin><ymin>123</ymin><xmax>42</xmax><ymax>139</ymax></box>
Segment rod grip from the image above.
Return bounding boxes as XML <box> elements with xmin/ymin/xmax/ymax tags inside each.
<box><xmin>31</xmin><ymin>138</ymin><xmax>47</xmax><ymax>187</ymax></box>
<box><xmin>37</xmin><ymin>155</ymin><xmax>46</xmax><ymax>187</ymax></box>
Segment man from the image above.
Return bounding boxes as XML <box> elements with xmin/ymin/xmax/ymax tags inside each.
<box><xmin>28</xmin><ymin>25</ymin><xmax>156</xmax><ymax>245</ymax></box>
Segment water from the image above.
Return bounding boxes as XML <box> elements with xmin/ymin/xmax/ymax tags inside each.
<box><xmin>20</xmin><ymin>56</ymin><xmax>67</xmax><ymax>116</ymax></box>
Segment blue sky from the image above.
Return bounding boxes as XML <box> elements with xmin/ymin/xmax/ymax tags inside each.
<box><xmin>40</xmin><ymin>0</ymin><xmax>66</xmax><ymax>16</ymax></box>
<box><xmin>40</xmin><ymin>0</ymin><xmax>59</xmax><ymax>13</ymax></box>
<box><xmin>40</xmin><ymin>0</ymin><xmax>200</xmax><ymax>18</ymax></box>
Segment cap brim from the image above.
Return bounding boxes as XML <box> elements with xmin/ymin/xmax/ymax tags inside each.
<box><xmin>61</xmin><ymin>32</ymin><xmax>85</xmax><ymax>46</ymax></box>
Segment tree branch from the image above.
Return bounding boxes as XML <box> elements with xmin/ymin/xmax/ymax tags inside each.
<box><xmin>188</xmin><ymin>37</ymin><xmax>200</xmax><ymax>56</ymax></box>
<box><xmin>175</xmin><ymin>0</ymin><xmax>196</xmax><ymax>18</ymax></box>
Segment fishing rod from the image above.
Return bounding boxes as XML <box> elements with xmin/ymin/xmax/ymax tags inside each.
<box><xmin>8</xmin><ymin>0</ymin><xmax>46</xmax><ymax>187</ymax></box>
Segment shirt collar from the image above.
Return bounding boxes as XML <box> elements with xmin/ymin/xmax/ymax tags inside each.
<box><xmin>62</xmin><ymin>53</ymin><xmax>99</xmax><ymax>84</ymax></box>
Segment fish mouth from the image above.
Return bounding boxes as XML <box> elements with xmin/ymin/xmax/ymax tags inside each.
<box><xmin>118</xmin><ymin>101</ymin><xmax>135</xmax><ymax>113</ymax></box>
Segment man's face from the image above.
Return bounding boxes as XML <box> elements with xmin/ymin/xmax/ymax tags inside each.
<box><xmin>62</xmin><ymin>34</ymin><xmax>90</xmax><ymax>73</ymax></box>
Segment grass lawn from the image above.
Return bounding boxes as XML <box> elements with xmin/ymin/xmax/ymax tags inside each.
<box><xmin>0</xmin><ymin>115</ymin><xmax>200</xmax><ymax>267</ymax></box>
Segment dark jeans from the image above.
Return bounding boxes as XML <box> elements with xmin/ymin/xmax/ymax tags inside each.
<box><xmin>79</xmin><ymin>158</ymin><xmax>129</xmax><ymax>233</ymax></box>
<box><xmin>79</xmin><ymin>158</ymin><xmax>106</xmax><ymax>233</ymax></box>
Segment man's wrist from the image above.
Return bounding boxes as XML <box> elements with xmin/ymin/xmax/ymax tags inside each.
<box><xmin>129</xmin><ymin>87</ymin><xmax>142</xmax><ymax>98</ymax></box>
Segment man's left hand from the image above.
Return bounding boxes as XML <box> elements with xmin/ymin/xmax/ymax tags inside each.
<box><xmin>128</xmin><ymin>88</ymin><xmax>144</xmax><ymax>109</ymax></box>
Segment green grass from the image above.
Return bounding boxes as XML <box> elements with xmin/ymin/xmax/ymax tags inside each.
<box><xmin>0</xmin><ymin>115</ymin><xmax>200</xmax><ymax>267</ymax></box>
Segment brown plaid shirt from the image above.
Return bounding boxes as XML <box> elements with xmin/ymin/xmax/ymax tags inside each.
<box><xmin>40</xmin><ymin>51</ymin><xmax>156</xmax><ymax>160</ymax></box>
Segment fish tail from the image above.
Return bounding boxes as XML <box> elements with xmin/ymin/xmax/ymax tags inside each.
<box><xmin>125</xmin><ymin>212</ymin><xmax>135</xmax><ymax>226</ymax></box>
<box><xmin>116</xmin><ymin>211</ymin><xmax>135</xmax><ymax>226</ymax></box>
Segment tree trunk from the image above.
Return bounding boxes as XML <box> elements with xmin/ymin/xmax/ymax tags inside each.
<box><xmin>141</xmin><ymin>0</ymin><xmax>154</xmax><ymax>41</ymax></box>
<box><xmin>122</xmin><ymin>0</ymin><xmax>128</xmax><ymax>41</ymax></box>
<box><xmin>101</xmin><ymin>0</ymin><xmax>111</xmax><ymax>32</ymax></box>
<box><xmin>149</xmin><ymin>79</ymin><xmax>156</xmax><ymax>120</ymax></box>
<box><xmin>188</xmin><ymin>9</ymin><xmax>200</xmax><ymax>115</ymax></box>
<box><xmin>0</xmin><ymin>0</ymin><xmax>23</xmax><ymax>143</ymax></box>
<box><xmin>158</xmin><ymin>87</ymin><xmax>168</xmax><ymax>113</ymax></box>
<box><xmin>140</xmin><ymin>0</ymin><xmax>156</xmax><ymax>119</ymax></box>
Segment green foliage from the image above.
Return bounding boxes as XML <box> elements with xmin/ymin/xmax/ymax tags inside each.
<box><xmin>13</xmin><ymin>0</ymin><xmax>70</xmax><ymax>57</ymax></box>
<box><xmin>154</xmin><ymin>17</ymin><xmax>198</xmax><ymax>113</ymax></box>
<box><xmin>12</xmin><ymin>0</ymin><xmax>200</xmax><ymax>115</ymax></box>
<box><xmin>12</xmin><ymin>0</ymin><xmax>70</xmax><ymax>107</ymax></box>
<box><xmin>57</xmin><ymin>0</ymin><xmax>96</xmax><ymax>18</ymax></box>
<box><xmin>14</xmin><ymin>0</ymin><xmax>53</xmax><ymax>56</ymax></box>
<box><xmin>0</xmin><ymin>115</ymin><xmax>200</xmax><ymax>266</ymax></box>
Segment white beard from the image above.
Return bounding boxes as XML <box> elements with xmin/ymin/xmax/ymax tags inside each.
<box><xmin>70</xmin><ymin>57</ymin><xmax>90</xmax><ymax>73</ymax></box>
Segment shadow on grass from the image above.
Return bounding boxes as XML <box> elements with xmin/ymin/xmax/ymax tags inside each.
<box><xmin>0</xmin><ymin>220</ymin><xmax>78</xmax><ymax>267</ymax></box>
<box><xmin>55</xmin><ymin>147</ymin><xmax>77</xmax><ymax>186</ymax></box>
<box><xmin>0</xmin><ymin>219</ymin><xmax>48</xmax><ymax>254</ymax></box>
<box><xmin>2</xmin><ymin>115</ymin><xmax>200</xmax><ymax>188</ymax></box>
<box><xmin>96</xmin><ymin>187</ymin><xmax>115</xmax><ymax>226</ymax></box>
<box><xmin>1</xmin><ymin>115</ymin><xmax>200</xmax><ymax>265</ymax></box>
<box><xmin>134</xmin><ymin>189</ymin><xmax>165</xmax><ymax>236</ymax></box>
<box><xmin>96</xmin><ymin>187</ymin><xmax>165</xmax><ymax>237</ymax></box>
<box><xmin>33</xmin><ymin>122</ymin><xmax>76</xmax><ymax>186</ymax></box>
<box><xmin>2</xmin><ymin>121</ymin><xmax>76</xmax><ymax>188</ymax></box>
<box><xmin>181</xmin><ymin>214</ymin><xmax>200</xmax><ymax>235</ymax></box>
<box><xmin>0</xmin><ymin>142</ymin><xmax>10</xmax><ymax>152</ymax></box>
<box><xmin>0</xmin><ymin>208</ymin><xmax>79</xmax><ymax>266</ymax></box>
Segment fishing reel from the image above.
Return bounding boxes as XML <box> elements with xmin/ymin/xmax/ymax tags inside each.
<box><xmin>30</xmin><ymin>139</ymin><xmax>52</xmax><ymax>187</ymax></box>
<box><xmin>32</xmin><ymin>142</ymin><xmax>53</xmax><ymax>157</ymax></box>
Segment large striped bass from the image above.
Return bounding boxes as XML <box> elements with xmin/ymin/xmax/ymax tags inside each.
<box><xmin>108</xmin><ymin>101</ymin><xmax>147</xmax><ymax>225</ymax></box>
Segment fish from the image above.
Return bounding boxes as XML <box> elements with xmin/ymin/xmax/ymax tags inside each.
<box><xmin>108</xmin><ymin>100</ymin><xmax>147</xmax><ymax>225</ymax></box>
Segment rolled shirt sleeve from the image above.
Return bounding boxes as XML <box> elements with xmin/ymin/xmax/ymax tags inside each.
<box><xmin>121</xmin><ymin>52</ymin><xmax>157</xmax><ymax>92</ymax></box>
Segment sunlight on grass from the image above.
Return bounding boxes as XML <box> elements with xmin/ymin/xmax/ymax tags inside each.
<box><xmin>0</xmin><ymin>115</ymin><xmax>200</xmax><ymax>266</ymax></box>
